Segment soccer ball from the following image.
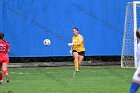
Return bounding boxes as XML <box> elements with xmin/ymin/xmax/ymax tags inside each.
<box><xmin>43</xmin><ymin>39</ymin><xmax>51</xmax><ymax>46</ymax></box>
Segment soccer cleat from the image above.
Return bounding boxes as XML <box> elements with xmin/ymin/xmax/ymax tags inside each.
<box><xmin>6</xmin><ymin>76</ymin><xmax>10</xmax><ymax>83</ymax></box>
<box><xmin>73</xmin><ymin>73</ymin><xmax>75</xmax><ymax>77</ymax></box>
<box><xmin>73</xmin><ymin>72</ymin><xmax>76</xmax><ymax>77</ymax></box>
<box><xmin>76</xmin><ymin>69</ymin><xmax>79</xmax><ymax>72</ymax></box>
<box><xmin>0</xmin><ymin>80</ymin><xmax>2</xmax><ymax>85</ymax></box>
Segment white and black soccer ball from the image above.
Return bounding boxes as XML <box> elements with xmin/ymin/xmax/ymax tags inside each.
<box><xmin>43</xmin><ymin>39</ymin><xmax>51</xmax><ymax>46</ymax></box>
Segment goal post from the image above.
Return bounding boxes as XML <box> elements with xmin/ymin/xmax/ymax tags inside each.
<box><xmin>121</xmin><ymin>1</ymin><xmax>140</xmax><ymax>68</ymax></box>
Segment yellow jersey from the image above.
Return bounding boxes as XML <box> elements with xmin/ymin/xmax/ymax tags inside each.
<box><xmin>72</xmin><ymin>34</ymin><xmax>85</xmax><ymax>52</ymax></box>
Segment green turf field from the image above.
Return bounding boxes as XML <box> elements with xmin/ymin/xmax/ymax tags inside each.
<box><xmin>0</xmin><ymin>66</ymin><xmax>138</xmax><ymax>93</ymax></box>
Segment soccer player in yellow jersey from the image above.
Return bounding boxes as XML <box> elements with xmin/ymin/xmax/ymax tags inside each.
<box><xmin>68</xmin><ymin>28</ymin><xmax>85</xmax><ymax>77</ymax></box>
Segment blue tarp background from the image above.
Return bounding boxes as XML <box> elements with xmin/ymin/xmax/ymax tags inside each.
<box><xmin>0</xmin><ymin>0</ymin><xmax>133</xmax><ymax>57</ymax></box>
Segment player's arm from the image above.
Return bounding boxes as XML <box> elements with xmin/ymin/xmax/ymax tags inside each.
<box><xmin>7</xmin><ymin>48</ymin><xmax>10</xmax><ymax>53</ymax></box>
<box><xmin>68</xmin><ymin>38</ymin><xmax>74</xmax><ymax>46</ymax></box>
<box><xmin>6</xmin><ymin>42</ymin><xmax>10</xmax><ymax>53</ymax></box>
<box><xmin>68</xmin><ymin>36</ymin><xmax>83</xmax><ymax>46</ymax></box>
<box><xmin>73</xmin><ymin>36</ymin><xmax>83</xmax><ymax>46</ymax></box>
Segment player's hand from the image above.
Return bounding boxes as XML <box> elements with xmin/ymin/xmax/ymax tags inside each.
<box><xmin>68</xmin><ymin>43</ymin><xmax>73</xmax><ymax>46</ymax></box>
<box><xmin>70</xmin><ymin>50</ymin><xmax>72</xmax><ymax>55</ymax></box>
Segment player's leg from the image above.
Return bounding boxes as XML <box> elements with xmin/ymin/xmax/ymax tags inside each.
<box><xmin>78</xmin><ymin>51</ymin><xmax>85</xmax><ymax>69</ymax></box>
<box><xmin>0</xmin><ymin>63</ymin><xmax>2</xmax><ymax>85</ymax></box>
<box><xmin>130</xmin><ymin>70</ymin><xmax>140</xmax><ymax>93</ymax></box>
<box><xmin>2</xmin><ymin>62</ymin><xmax>9</xmax><ymax>83</ymax></box>
<box><xmin>72</xmin><ymin>51</ymin><xmax>79</xmax><ymax>76</ymax></box>
<box><xmin>130</xmin><ymin>81</ymin><xmax>140</xmax><ymax>93</ymax></box>
<box><xmin>78</xmin><ymin>55</ymin><xmax>84</xmax><ymax>69</ymax></box>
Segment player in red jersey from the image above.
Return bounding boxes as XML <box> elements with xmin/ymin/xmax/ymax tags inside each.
<box><xmin>0</xmin><ymin>32</ymin><xmax>10</xmax><ymax>84</ymax></box>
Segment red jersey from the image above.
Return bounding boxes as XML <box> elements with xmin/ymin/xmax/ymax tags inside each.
<box><xmin>0</xmin><ymin>39</ymin><xmax>10</xmax><ymax>63</ymax></box>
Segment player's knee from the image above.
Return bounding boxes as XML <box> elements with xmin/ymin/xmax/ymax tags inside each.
<box><xmin>2</xmin><ymin>62</ymin><xmax>7</xmax><ymax>68</ymax></box>
<box><xmin>2</xmin><ymin>66</ymin><xmax>7</xmax><ymax>71</ymax></box>
<box><xmin>74</xmin><ymin>58</ymin><xmax>78</xmax><ymax>62</ymax></box>
<box><xmin>2</xmin><ymin>68</ymin><xmax>6</xmax><ymax>72</ymax></box>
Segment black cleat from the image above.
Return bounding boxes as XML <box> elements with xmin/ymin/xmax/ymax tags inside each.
<box><xmin>6</xmin><ymin>76</ymin><xmax>10</xmax><ymax>83</ymax></box>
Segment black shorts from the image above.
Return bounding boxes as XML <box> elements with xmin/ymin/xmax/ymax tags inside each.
<box><xmin>72</xmin><ymin>50</ymin><xmax>85</xmax><ymax>56</ymax></box>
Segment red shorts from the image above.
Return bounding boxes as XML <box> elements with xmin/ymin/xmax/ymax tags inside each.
<box><xmin>0</xmin><ymin>57</ymin><xmax>9</xmax><ymax>65</ymax></box>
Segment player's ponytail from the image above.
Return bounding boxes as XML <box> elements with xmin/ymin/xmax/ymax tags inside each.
<box><xmin>136</xmin><ymin>30</ymin><xmax>140</xmax><ymax>39</ymax></box>
<box><xmin>0</xmin><ymin>32</ymin><xmax>4</xmax><ymax>39</ymax></box>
